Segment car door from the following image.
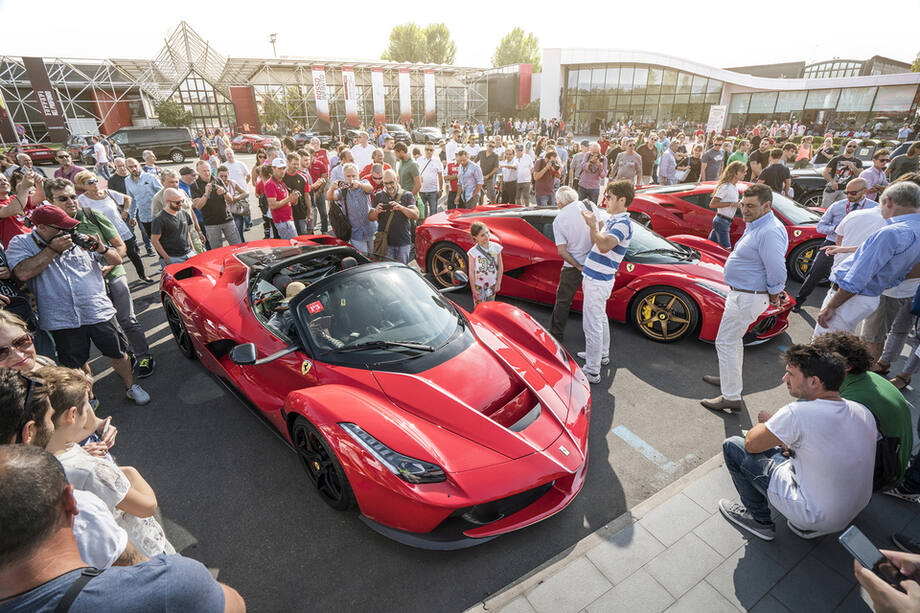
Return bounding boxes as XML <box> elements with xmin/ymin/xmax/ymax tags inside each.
<box><xmin>518</xmin><ymin>212</ymin><xmax>565</xmax><ymax>304</ymax></box>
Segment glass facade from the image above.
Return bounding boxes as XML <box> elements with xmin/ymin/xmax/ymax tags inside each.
<box><xmin>726</xmin><ymin>84</ymin><xmax>919</xmax><ymax>132</ymax></box>
<box><xmin>803</xmin><ymin>60</ymin><xmax>862</xmax><ymax>79</ymax></box>
<box><xmin>168</xmin><ymin>72</ymin><xmax>236</xmax><ymax>131</ymax></box>
<box><xmin>563</xmin><ymin>64</ymin><xmax>723</xmax><ymax>134</ymax></box>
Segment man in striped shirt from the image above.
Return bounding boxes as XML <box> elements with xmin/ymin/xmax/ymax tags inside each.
<box><xmin>579</xmin><ymin>180</ymin><xmax>634</xmax><ymax>384</ymax></box>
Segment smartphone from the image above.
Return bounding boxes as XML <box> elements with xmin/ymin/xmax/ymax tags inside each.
<box><xmin>101</xmin><ymin>416</ymin><xmax>112</xmax><ymax>439</ymax></box>
<box><xmin>839</xmin><ymin>526</ymin><xmax>907</xmax><ymax>592</ymax></box>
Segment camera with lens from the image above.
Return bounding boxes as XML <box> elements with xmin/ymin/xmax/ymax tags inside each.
<box><xmin>69</xmin><ymin>230</ymin><xmax>99</xmax><ymax>252</ymax></box>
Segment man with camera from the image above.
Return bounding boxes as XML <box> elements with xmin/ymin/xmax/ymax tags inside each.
<box><xmin>6</xmin><ymin>200</ymin><xmax>151</xmax><ymax>404</ymax></box>
<box><xmin>368</xmin><ymin>169</ymin><xmax>418</xmax><ymax>264</ymax></box>
<box><xmin>191</xmin><ymin>160</ymin><xmax>241</xmax><ymax>248</ymax></box>
<box><xmin>533</xmin><ymin>150</ymin><xmax>562</xmax><ymax>206</ymax></box>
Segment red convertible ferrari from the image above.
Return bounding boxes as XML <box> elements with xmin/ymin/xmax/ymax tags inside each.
<box><xmin>161</xmin><ymin>238</ymin><xmax>590</xmax><ymax>549</ymax></box>
<box><xmin>416</xmin><ymin>206</ymin><xmax>792</xmax><ymax>344</ymax></box>
<box><xmin>630</xmin><ymin>182</ymin><xmax>825</xmax><ymax>282</ymax></box>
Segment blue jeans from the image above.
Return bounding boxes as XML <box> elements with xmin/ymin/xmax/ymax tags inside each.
<box><xmin>723</xmin><ymin>436</ymin><xmax>788</xmax><ymax>524</ymax></box>
<box><xmin>535</xmin><ymin>194</ymin><xmax>553</xmax><ymax>206</ymax></box>
<box><xmin>577</xmin><ymin>186</ymin><xmax>600</xmax><ymax>204</ymax></box>
<box><xmin>708</xmin><ymin>214</ymin><xmax>732</xmax><ymax>249</ymax></box>
<box><xmin>233</xmin><ymin>214</ymin><xmax>246</xmax><ymax>242</ymax></box>
<box><xmin>419</xmin><ymin>191</ymin><xmax>439</xmax><ymax>218</ymax></box>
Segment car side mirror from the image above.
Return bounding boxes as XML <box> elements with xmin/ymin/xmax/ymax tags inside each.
<box><xmin>438</xmin><ymin>270</ymin><xmax>469</xmax><ymax>294</ymax></box>
<box><xmin>230</xmin><ymin>343</ymin><xmax>257</xmax><ymax>365</ymax></box>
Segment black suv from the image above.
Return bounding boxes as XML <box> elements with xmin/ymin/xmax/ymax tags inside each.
<box><xmin>384</xmin><ymin>123</ymin><xmax>411</xmax><ymax>145</ymax></box>
<box><xmin>108</xmin><ymin>126</ymin><xmax>196</xmax><ymax>164</ymax></box>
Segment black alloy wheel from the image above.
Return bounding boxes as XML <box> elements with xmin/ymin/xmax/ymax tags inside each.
<box><xmin>292</xmin><ymin>417</ymin><xmax>355</xmax><ymax>511</ymax></box>
<box><xmin>787</xmin><ymin>239</ymin><xmax>824</xmax><ymax>283</ymax></box>
<box><xmin>163</xmin><ymin>296</ymin><xmax>196</xmax><ymax>359</ymax></box>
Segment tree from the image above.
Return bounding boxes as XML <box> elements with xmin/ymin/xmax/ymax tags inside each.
<box><xmin>154</xmin><ymin>99</ymin><xmax>192</xmax><ymax>127</ymax></box>
<box><xmin>381</xmin><ymin>23</ymin><xmax>426</xmax><ymax>63</ymax></box>
<box><xmin>912</xmin><ymin>52</ymin><xmax>920</xmax><ymax>72</ymax></box>
<box><xmin>424</xmin><ymin>24</ymin><xmax>456</xmax><ymax>65</ymax></box>
<box><xmin>492</xmin><ymin>28</ymin><xmax>541</xmax><ymax>73</ymax></box>
<box><xmin>382</xmin><ymin>23</ymin><xmax>457</xmax><ymax>64</ymax></box>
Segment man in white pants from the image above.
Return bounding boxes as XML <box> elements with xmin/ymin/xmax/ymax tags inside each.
<box><xmin>578</xmin><ymin>180</ymin><xmax>634</xmax><ymax>384</ymax></box>
<box><xmin>702</xmin><ymin>184</ymin><xmax>788</xmax><ymax>412</ymax></box>
<box><xmin>815</xmin><ymin>182</ymin><xmax>920</xmax><ymax>337</ymax></box>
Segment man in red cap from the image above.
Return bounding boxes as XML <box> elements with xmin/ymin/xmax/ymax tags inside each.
<box><xmin>5</xmin><ymin>197</ymin><xmax>151</xmax><ymax>405</ymax></box>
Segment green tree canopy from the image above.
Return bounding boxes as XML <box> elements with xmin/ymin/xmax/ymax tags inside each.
<box><xmin>492</xmin><ymin>28</ymin><xmax>541</xmax><ymax>72</ymax></box>
<box><xmin>382</xmin><ymin>23</ymin><xmax>457</xmax><ymax>64</ymax></box>
<box><xmin>912</xmin><ymin>51</ymin><xmax>919</xmax><ymax>72</ymax></box>
<box><xmin>154</xmin><ymin>100</ymin><xmax>192</xmax><ymax>127</ymax></box>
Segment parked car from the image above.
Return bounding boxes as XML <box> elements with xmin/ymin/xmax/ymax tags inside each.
<box><xmin>791</xmin><ymin>168</ymin><xmax>830</xmax><ymax>208</ymax></box>
<box><xmin>411</xmin><ymin>127</ymin><xmax>443</xmax><ymax>144</ymax></box>
<box><xmin>889</xmin><ymin>140</ymin><xmax>918</xmax><ymax>159</ymax></box>
<box><xmin>630</xmin><ymin>182</ymin><xmax>825</xmax><ymax>282</ymax></box>
<box><xmin>384</xmin><ymin>123</ymin><xmax>411</xmax><ymax>145</ymax></box>
<box><xmin>162</xmin><ymin>237</ymin><xmax>590</xmax><ymax>548</ymax></box>
<box><xmin>293</xmin><ymin>131</ymin><xmax>334</xmax><ymax>149</ymax></box>
<box><xmin>231</xmin><ymin>134</ymin><xmax>273</xmax><ymax>153</ymax></box>
<box><xmin>108</xmin><ymin>126</ymin><xmax>196</xmax><ymax>164</ymax></box>
<box><xmin>417</xmin><ymin>206</ymin><xmax>792</xmax><ymax>344</ymax></box>
<box><xmin>64</xmin><ymin>134</ymin><xmax>98</xmax><ymax>165</ymax></box>
<box><xmin>6</xmin><ymin>143</ymin><xmax>57</xmax><ymax>165</ymax></box>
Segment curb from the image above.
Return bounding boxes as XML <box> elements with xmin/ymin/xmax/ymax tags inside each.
<box><xmin>466</xmin><ymin>453</ymin><xmax>725</xmax><ymax>613</ymax></box>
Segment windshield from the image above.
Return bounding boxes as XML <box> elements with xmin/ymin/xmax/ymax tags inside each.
<box><xmin>296</xmin><ymin>266</ymin><xmax>459</xmax><ymax>359</ymax></box>
<box><xmin>627</xmin><ymin>223</ymin><xmax>697</xmax><ymax>262</ymax></box>
<box><xmin>763</xmin><ymin>190</ymin><xmax>821</xmax><ymax>225</ymax></box>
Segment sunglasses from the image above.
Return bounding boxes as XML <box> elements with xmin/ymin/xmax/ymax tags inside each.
<box><xmin>844</xmin><ymin>189</ymin><xmax>865</xmax><ymax>195</ymax></box>
<box><xmin>56</xmin><ymin>154</ymin><xmax>71</xmax><ymax>159</ymax></box>
<box><xmin>0</xmin><ymin>333</ymin><xmax>33</xmax><ymax>361</ymax></box>
<box><xmin>54</xmin><ymin>194</ymin><xmax>79</xmax><ymax>202</ymax></box>
<box><xmin>85</xmin><ymin>179</ymin><xmax>99</xmax><ymax>185</ymax></box>
<box><xmin>383</xmin><ymin>180</ymin><xmax>397</xmax><ymax>186</ymax></box>
<box><xmin>878</xmin><ymin>158</ymin><xmax>890</xmax><ymax>163</ymax></box>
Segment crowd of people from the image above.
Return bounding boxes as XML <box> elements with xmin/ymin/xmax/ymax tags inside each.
<box><xmin>2</xmin><ymin>111</ymin><xmax>920</xmax><ymax>610</ymax></box>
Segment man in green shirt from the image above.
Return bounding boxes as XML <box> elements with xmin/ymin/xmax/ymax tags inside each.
<box><xmin>811</xmin><ymin>332</ymin><xmax>912</xmax><ymax>485</ymax></box>
<box><xmin>728</xmin><ymin>139</ymin><xmax>750</xmax><ymax>166</ymax></box>
<box><xmin>394</xmin><ymin>142</ymin><xmax>420</xmax><ymax>196</ymax></box>
<box><xmin>55</xmin><ymin>196</ymin><xmax>156</xmax><ymax>378</ymax></box>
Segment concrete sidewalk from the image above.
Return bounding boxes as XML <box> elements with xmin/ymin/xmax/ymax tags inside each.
<box><xmin>466</xmin><ymin>454</ymin><xmax>920</xmax><ymax>613</ymax></box>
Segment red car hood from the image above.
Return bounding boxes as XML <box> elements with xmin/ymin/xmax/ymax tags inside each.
<box><xmin>371</xmin><ymin>338</ymin><xmax>578</xmax><ymax>466</ymax></box>
<box><xmin>657</xmin><ymin>251</ymin><xmax>730</xmax><ymax>288</ymax></box>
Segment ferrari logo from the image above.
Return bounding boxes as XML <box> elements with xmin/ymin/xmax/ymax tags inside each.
<box><xmin>626</xmin><ymin>263</ymin><xmax>635</xmax><ymax>272</ymax></box>
<box><xmin>559</xmin><ymin>445</ymin><xmax>570</xmax><ymax>457</ymax></box>
<box><xmin>794</xmin><ymin>230</ymin><xmax>802</xmax><ymax>237</ymax></box>
<box><xmin>301</xmin><ymin>360</ymin><xmax>312</xmax><ymax>376</ymax></box>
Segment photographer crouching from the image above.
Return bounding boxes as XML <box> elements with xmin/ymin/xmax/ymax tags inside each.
<box><xmin>5</xmin><ymin>184</ymin><xmax>151</xmax><ymax>406</ymax></box>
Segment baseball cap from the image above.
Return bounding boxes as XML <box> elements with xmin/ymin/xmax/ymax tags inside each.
<box><xmin>32</xmin><ymin>204</ymin><xmax>79</xmax><ymax>229</ymax></box>
<box><xmin>271</xmin><ymin>158</ymin><xmax>287</xmax><ymax>168</ymax></box>
<box><xmin>515</xmin><ymin>144</ymin><xmax>524</xmax><ymax>151</ymax></box>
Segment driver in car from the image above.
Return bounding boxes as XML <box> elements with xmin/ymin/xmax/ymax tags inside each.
<box><xmin>267</xmin><ymin>281</ymin><xmax>307</xmax><ymax>337</ymax></box>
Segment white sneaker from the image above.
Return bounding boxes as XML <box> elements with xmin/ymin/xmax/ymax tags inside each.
<box><xmin>581</xmin><ymin>369</ymin><xmax>601</xmax><ymax>384</ymax></box>
<box><xmin>126</xmin><ymin>384</ymin><xmax>151</xmax><ymax>405</ymax></box>
<box><xmin>576</xmin><ymin>351</ymin><xmax>609</xmax><ymax>365</ymax></box>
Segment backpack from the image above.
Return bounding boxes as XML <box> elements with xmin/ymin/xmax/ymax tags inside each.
<box><xmin>328</xmin><ymin>198</ymin><xmax>351</xmax><ymax>242</ymax></box>
<box><xmin>871</xmin><ymin>410</ymin><xmax>901</xmax><ymax>491</ymax></box>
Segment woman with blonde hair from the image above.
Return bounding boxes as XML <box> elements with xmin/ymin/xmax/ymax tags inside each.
<box><xmin>796</xmin><ymin>135</ymin><xmax>814</xmax><ymax>161</ymax></box>
<box><xmin>707</xmin><ymin>160</ymin><xmax>746</xmax><ymax>249</ymax></box>
<box><xmin>813</xmin><ymin>137</ymin><xmax>836</xmax><ymax>165</ymax></box>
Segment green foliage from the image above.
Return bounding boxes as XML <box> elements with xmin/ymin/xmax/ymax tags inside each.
<box><xmin>382</xmin><ymin>23</ymin><xmax>457</xmax><ymax>64</ymax></box>
<box><xmin>516</xmin><ymin>100</ymin><xmax>540</xmax><ymax>120</ymax></box>
<box><xmin>154</xmin><ymin>100</ymin><xmax>193</xmax><ymax>127</ymax></box>
<box><xmin>492</xmin><ymin>28</ymin><xmax>541</xmax><ymax>73</ymax></box>
<box><xmin>912</xmin><ymin>52</ymin><xmax>920</xmax><ymax>72</ymax></box>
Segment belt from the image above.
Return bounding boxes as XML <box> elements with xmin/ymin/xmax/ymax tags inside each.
<box><xmin>831</xmin><ymin>283</ymin><xmax>840</xmax><ymax>291</ymax></box>
<box><xmin>730</xmin><ymin>287</ymin><xmax>769</xmax><ymax>295</ymax></box>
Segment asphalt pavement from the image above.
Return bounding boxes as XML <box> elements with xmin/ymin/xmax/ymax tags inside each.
<box><xmin>62</xmin><ymin>153</ymin><xmax>841</xmax><ymax>613</ymax></box>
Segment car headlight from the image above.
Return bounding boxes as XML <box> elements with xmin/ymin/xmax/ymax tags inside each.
<box><xmin>340</xmin><ymin>423</ymin><xmax>446</xmax><ymax>484</ymax></box>
<box><xmin>694</xmin><ymin>282</ymin><xmax>729</xmax><ymax>299</ymax></box>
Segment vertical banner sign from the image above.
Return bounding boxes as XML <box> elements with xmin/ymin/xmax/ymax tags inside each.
<box><xmin>398</xmin><ymin>68</ymin><xmax>412</xmax><ymax>124</ymax></box>
<box><xmin>371</xmin><ymin>68</ymin><xmax>385</xmax><ymax>128</ymax></box>
<box><xmin>22</xmin><ymin>57</ymin><xmax>68</xmax><ymax>142</ymax></box>
<box><xmin>311</xmin><ymin>65</ymin><xmax>330</xmax><ymax>132</ymax></box>
<box><xmin>341</xmin><ymin>66</ymin><xmax>359</xmax><ymax>128</ymax></box>
<box><xmin>423</xmin><ymin>69</ymin><xmax>436</xmax><ymax>124</ymax></box>
<box><xmin>706</xmin><ymin>105</ymin><xmax>727</xmax><ymax>135</ymax></box>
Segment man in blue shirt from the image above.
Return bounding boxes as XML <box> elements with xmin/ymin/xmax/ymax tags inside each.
<box><xmin>455</xmin><ymin>150</ymin><xmax>483</xmax><ymax>208</ymax></box>
<box><xmin>794</xmin><ymin>178</ymin><xmax>876</xmax><ymax>310</ymax></box>
<box><xmin>815</xmin><ymin>181</ymin><xmax>920</xmax><ymax>337</ymax></box>
<box><xmin>702</xmin><ymin>184</ymin><xmax>788</xmax><ymax>412</ymax></box>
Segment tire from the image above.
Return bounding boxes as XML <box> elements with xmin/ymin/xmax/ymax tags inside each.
<box><xmin>169</xmin><ymin>150</ymin><xmax>185</xmax><ymax>164</ymax></box>
<box><xmin>787</xmin><ymin>239</ymin><xmax>824</xmax><ymax>282</ymax></box>
<box><xmin>628</xmin><ymin>286</ymin><xmax>700</xmax><ymax>343</ymax></box>
<box><xmin>246</xmin><ymin>143</ymin><xmax>253</xmax><ymax>153</ymax></box>
<box><xmin>801</xmin><ymin>192</ymin><xmax>823</xmax><ymax>208</ymax></box>
<box><xmin>425</xmin><ymin>242</ymin><xmax>468</xmax><ymax>289</ymax></box>
<box><xmin>163</xmin><ymin>296</ymin><xmax>196</xmax><ymax>359</ymax></box>
<box><xmin>291</xmin><ymin>416</ymin><xmax>355</xmax><ymax>511</ymax></box>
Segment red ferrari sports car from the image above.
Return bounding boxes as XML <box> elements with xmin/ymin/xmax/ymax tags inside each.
<box><xmin>230</xmin><ymin>133</ymin><xmax>273</xmax><ymax>153</ymax></box>
<box><xmin>161</xmin><ymin>238</ymin><xmax>590</xmax><ymax>549</ymax></box>
<box><xmin>630</xmin><ymin>182</ymin><xmax>825</xmax><ymax>282</ymax></box>
<box><xmin>5</xmin><ymin>143</ymin><xmax>57</xmax><ymax>164</ymax></box>
<box><xmin>416</xmin><ymin>206</ymin><xmax>792</xmax><ymax>344</ymax></box>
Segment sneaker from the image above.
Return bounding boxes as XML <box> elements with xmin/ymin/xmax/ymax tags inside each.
<box><xmin>884</xmin><ymin>485</ymin><xmax>920</xmax><ymax>503</ymax></box>
<box><xmin>582</xmin><ymin>369</ymin><xmax>601</xmax><ymax>384</ymax></box>
<box><xmin>576</xmin><ymin>351</ymin><xmax>609</xmax><ymax>365</ymax></box>
<box><xmin>786</xmin><ymin>520</ymin><xmax>835</xmax><ymax>540</ymax></box>
<box><xmin>136</xmin><ymin>355</ymin><xmax>156</xmax><ymax>379</ymax></box>
<box><xmin>791</xmin><ymin>302</ymin><xmax>802</xmax><ymax>313</ymax></box>
<box><xmin>718</xmin><ymin>499</ymin><xmax>775</xmax><ymax>541</ymax></box>
<box><xmin>126</xmin><ymin>384</ymin><xmax>151</xmax><ymax>405</ymax></box>
<box><xmin>892</xmin><ymin>532</ymin><xmax>920</xmax><ymax>554</ymax></box>
<box><xmin>145</xmin><ymin>250</ymin><xmax>155</xmax><ymax>257</ymax></box>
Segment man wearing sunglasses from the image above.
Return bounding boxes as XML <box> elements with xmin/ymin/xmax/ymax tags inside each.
<box><xmin>5</xmin><ymin>203</ymin><xmax>151</xmax><ymax>405</ymax></box>
<box><xmin>822</xmin><ymin>140</ymin><xmax>863</xmax><ymax>206</ymax></box>
<box><xmin>52</xmin><ymin>151</ymin><xmax>86</xmax><ymax>186</ymax></box>
<box><xmin>860</xmin><ymin>148</ymin><xmax>890</xmax><ymax>202</ymax></box>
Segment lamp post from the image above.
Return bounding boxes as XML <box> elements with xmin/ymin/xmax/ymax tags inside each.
<box><xmin>269</xmin><ymin>33</ymin><xmax>277</xmax><ymax>57</ymax></box>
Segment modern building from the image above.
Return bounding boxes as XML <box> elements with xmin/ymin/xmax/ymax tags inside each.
<box><xmin>0</xmin><ymin>22</ymin><xmax>491</xmax><ymax>144</ymax></box>
<box><xmin>540</xmin><ymin>49</ymin><xmax>920</xmax><ymax>135</ymax></box>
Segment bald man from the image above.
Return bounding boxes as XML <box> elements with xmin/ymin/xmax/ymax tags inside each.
<box><xmin>151</xmin><ymin>187</ymin><xmax>202</xmax><ymax>268</ymax></box>
<box><xmin>368</xmin><ymin>168</ymin><xmax>418</xmax><ymax>263</ymax></box>
<box><xmin>794</xmin><ymin>177</ymin><xmax>877</xmax><ymax>310</ymax></box>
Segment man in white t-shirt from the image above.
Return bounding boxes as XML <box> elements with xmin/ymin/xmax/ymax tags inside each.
<box><xmin>417</xmin><ymin>144</ymin><xmax>443</xmax><ymax>218</ymax></box>
<box><xmin>350</xmin><ymin>131</ymin><xmax>376</xmax><ymax>170</ymax></box>
<box><xmin>719</xmin><ymin>344</ymin><xmax>877</xmax><ymax>541</ymax></box>
<box><xmin>550</xmin><ymin>186</ymin><xmax>607</xmax><ymax>340</ymax></box>
<box><xmin>223</xmin><ymin>149</ymin><xmax>250</xmax><ymax>190</ymax></box>
<box><xmin>92</xmin><ymin>135</ymin><xmax>110</xmax><ymax>180</ymax></box>
<box><xmin>514</xmin><ymin>145</ymin><xmax>534</xmax><ymax>206</ymax></box>
<box><xmin>445</xmin><ymin>129</ymin><xmax>463</xmax><ymax>164</ymax></box>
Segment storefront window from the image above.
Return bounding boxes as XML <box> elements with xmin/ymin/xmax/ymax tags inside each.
<box><xmin>633</xmin><ymin>67</ymin><xmax>648</xmax><ymax>95</ymax></box>
<box><xmin>647</xmin><ymin>68</ymin><xmax>662</xmax><ymax>95</ymax></box>
<box><xmin>605</xmin><ymin>67</ymin><xmax>620</xmax><ymax>90</ymax></box>
<box><xmin>837</xmin><ymin>87</ymin><xmax>876</xmax><ymax>112</ymax></box>
<box><xmin>873</xmin><ymin>85</ymin><xmax>917</xmax><ymax>112</ymax></box>
<box><xmin>662</xmin><ymin>69</ymin><xmax>677</xmax><ymax>94</ymax></box>
<box><xmin>728</xmin><ymin>93</ymin><xmax>750</xmax><ymax>115</ymax></box>
<box><xmin>774</xmin><ymin>91</ymin><xmax>806</xmax><ymax>114</ymax></box>
<box><xmin>805</xmin><ymin>89</ymin><xmax>840</xmax><ymax>109</ymax></box>
<box><xmin>591</xmin><ymin>68</ymin><xmax>606</xmax><ymax>93</ymax></box>
<box><xmin>749</xmin><ymin>92</ymin><xmax>777</xmax><ymax>114</ymax></box>
<box><xmin>676</xmin><ymin>73</ymin><xmax>692</xmax><ymax>95</ymax></box>
<box><xmin>619</xmin><ymin>66</ymin><xmax>634</xmax><ymax>93</ymax></box>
